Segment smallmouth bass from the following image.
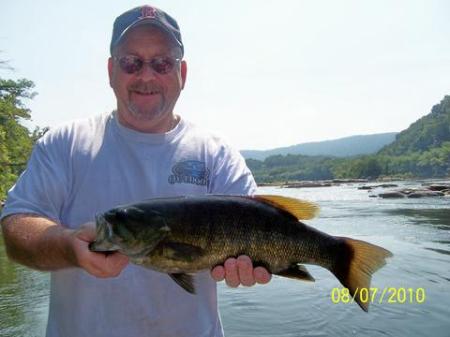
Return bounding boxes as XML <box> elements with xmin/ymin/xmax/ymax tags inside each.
<box><xmin>89</xmin><ymin>195</ymin><xmax>392</xmax><ymax>311</ymax></box>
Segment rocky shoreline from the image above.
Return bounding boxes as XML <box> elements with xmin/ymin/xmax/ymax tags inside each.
<box><xmin>370</xmin><ymin>183</ymin><xmax>450</xmax><ymax>198</ymax></box>
<box><xmin>257</xmin><ymin>179</ymin><xmax>450</xmax><ymax>199</ymax></box>
<box><xmin>258</xmin><ymin>179</ymin><xmax>369</xmax><ymax>188</ymax></box>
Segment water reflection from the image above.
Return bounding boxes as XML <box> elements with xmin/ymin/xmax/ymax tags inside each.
<box><xmin>0</xmin><ymin>234</ymin><xmax>49</xmax><ymax>336</ymax></box>
<box><xmin>432</xmin><ymin>240</ymin><xmax>450</xmax><ymax>244</ymax></box>
<box><xmin>383</xmin><ymin>208</ymin><xmax>450</xmax><ymax>229</ymax></box>
<box><xmin>425</xmin><ymin>247</ymin><xmax>450</xmax><ymax>256</ymax></box>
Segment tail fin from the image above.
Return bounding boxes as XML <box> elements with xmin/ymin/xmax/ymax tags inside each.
<box><xmin>331</xmin><ymin>238</ymin><xmax>393</xmax><ymax>312</ymax></box>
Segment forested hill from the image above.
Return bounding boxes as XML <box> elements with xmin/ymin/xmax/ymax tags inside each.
<box><xmin>0</xmin><ymin>78</ymin><xmax>46</xmax><ymax>201</ymax></box>
<box><xmin>246</xmin><ymin>95</ymin><xmax>450</xmax><ymax>183</ymax></box>
<box><xmin>241</xmin><ymin>132</ymin><xmax>397</xmax><ymax>160</ymax></box>
<box><xmin>378</xmin><ymin>95</ymin><xmax>450</xmax><ymax>156</ymax></box>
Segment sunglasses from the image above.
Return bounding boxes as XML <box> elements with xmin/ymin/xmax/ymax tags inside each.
<box><xmin>114</xmin><ymin>55</ymin><xmax>181</xmax><ymax>75</ymax></box>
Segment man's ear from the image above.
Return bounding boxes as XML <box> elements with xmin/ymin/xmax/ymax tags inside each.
<box><xmin>108</xmin><ymin>57</ymin><xmax>114</xmax><ymax>88</ymax></box>
<box><xmin>180</xmin><ymin>60</ymin><xmax>187</xmax><ymax>90</ymax></box>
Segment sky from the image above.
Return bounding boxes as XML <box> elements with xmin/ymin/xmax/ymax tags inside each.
<box><xmin>1</xmin><ymin>0</ymin><xmax>449</xmax><ymax>150</ymax></box>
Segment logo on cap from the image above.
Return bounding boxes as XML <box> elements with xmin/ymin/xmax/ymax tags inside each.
<box><xmin>140</xmin><ymin>6</ymin><xmax>157</xmax><ymax>19</ymax></box>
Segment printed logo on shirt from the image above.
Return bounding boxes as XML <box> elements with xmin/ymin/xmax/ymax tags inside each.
<box><xmin>168</xmin><ymin>160</ymin><xmax>210</xmax><ymax>186</ymax></box>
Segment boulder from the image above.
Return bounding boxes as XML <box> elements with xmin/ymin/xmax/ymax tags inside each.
<box><xmin>378</xmin><ymin>191</ymin><xmax>407</xmax><ymax>198</ymax></box>
<box><xmin>332</xmin><ymin>179</ymin><xmax>368</xmax><ymax>183</ymax></box>
<box><xmin>282</xmin><ymin>181</ymin><xmax>333</xmax><ymax>188</ymax></box>
<box><xmin>407</xmin><ymin>191</ymin><xmax>445</xmax><ymax>198</ymax></box>
<box><xmin>358</xmin><ymin>183</ymin><xmax>399</xmax><ymax>190</ymax></box>
<box><xmin>358</xmin><ymin>186</ymin><xmax>374</xmax><ymax>190</ymax></box>
<box><xmin>426</xmin><ymin>184</ymin><xmax>450</xmax><ymax>191</ymax></box>
<box><xmin>377</xmin><ymin>184</ymin><xmax>399</xmax><ymax>188</ymax></box>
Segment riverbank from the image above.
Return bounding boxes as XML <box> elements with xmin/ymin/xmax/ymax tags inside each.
<box><xmin>257</xmin><ymin>177</ymin><xmax>450</xmax><ymax>188</ymax></box>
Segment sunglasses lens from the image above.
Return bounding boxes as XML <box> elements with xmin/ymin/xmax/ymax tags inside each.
<box><xmin>151</xmin><ymin>57</ymin><xmax>176</xmax><ymax>74</ymax></box>
<box><xmin>119</xmin><ymin>56</ymin><xmax>142</xmax><ymax>74</ymax></box>
<box><xmin>117</xmin><ymin>56</ymin><xmax>178</xmax><ymax>75</ymax></box>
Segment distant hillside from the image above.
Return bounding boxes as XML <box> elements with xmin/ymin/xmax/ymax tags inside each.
<box><xmin>246</xmin><ymin>95</ymin><xmax>450</xmax><ymax>183</ymax></box>
<box><xmin>379</xmin><ymin>95</ymin><xmax>450</xmax><ymax>156</ymax></box>
<box><xmin>241</xmin><ymin>132</ymin><xmax>398</xmax><ymax>160</ymax></box>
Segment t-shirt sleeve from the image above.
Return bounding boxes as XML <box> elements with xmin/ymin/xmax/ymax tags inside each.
<box><xmin>0</xmin><ymin>138</ymin><xmax>70</xmax><ymax>223</ymax></box>
<box><xmin>208</xmin><ymin>144</ymin><xmax>257</xmax><ymax>196</ymax></box>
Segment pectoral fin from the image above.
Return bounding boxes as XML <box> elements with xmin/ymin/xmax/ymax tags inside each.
<box><xmin>169</xmin><ymin>273</ymin><xmax>195</xmax><ymax>294</ymax></box>
<box><xmin>162</xmin><ymin>242</ymin><xmax>205</xmax><ymax>262</ymax></box>
<box><xmin>275</xmin><ymin>264</ymin><xmax>315</xmax><ymax>282</ymax></box>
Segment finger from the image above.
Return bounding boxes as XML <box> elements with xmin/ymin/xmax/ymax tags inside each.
<box><xmin>254</xmin><ymin>266</ymin><xmax>272</xmax><ymax>284</ymax></box>
<box><xmin>224</xmin><ymin>258</ymin><xmax>240</xmax><ymax>288</ymax></box>
<box><xmin>84</xmin><ymin>252</ymin><xmax>128</xmax><ymax>278</ymax></box>
<box><xmin>73</xmin><ymin>236</ymin><xmax>128</xmax><ymax>278</ymax></box>
<box><xmin>237</xmin><ymin>255</ymin><xmax>255</xmax><ymax>287</ymax></box>
<box><xmin>211</xmin><ymin>265</ymin><xmax>225</xmax><ymax>282</ymax></box>
<box><xmin>104</xmin><ymin>253</ymin><xmax>129</xmax><ymax>277</ymax></box>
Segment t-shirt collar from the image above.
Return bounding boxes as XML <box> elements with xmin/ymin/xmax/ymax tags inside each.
<box><xmin>111</xmin><ymin>110</ymin><xmax>185</xmax><ymax>144</ymax></box>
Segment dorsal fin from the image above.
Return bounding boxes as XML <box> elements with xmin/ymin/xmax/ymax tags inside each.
<box><xmin>252</xmin><ymin>195</ymin><xmax>319</xmax><ymax>220</ymax></box>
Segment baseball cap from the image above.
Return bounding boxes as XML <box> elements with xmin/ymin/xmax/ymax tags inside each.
<box><xmin>110</xmin><ymin>5</ymin><xmax>183</xmax><ymax>56</ymax></box>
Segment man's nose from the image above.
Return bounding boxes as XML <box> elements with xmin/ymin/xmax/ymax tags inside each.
<box><xmin>138</xmin><ymin>63</ymin><xmax>157</xmax><ymax>80</ymax></box>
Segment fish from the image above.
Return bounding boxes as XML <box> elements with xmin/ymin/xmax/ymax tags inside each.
<box><xmin>89</xmin><ymin>195</ymin><xmax>393</xmax><ymax>311</ymax></box>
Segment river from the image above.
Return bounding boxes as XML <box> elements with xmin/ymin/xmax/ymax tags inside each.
<box><xmin>1</xmin><ymin>181</ymin><xmax>450</xmax><ymax>336</ymax></box>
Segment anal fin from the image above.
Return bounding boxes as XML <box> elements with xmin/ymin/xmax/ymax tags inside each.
<box><xmin>275</xmin><ymin>264</ymin><xmax>315</xmax><ymax>282</ymax></box>
<box><xmin>169</xmin><ymin>273</ymin><xmax>196</xmax><ymax>294</ymax></box>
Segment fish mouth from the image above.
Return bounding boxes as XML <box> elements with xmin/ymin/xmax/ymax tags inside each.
<box><xmin>88</xmin><ymin>214</ymin><xmax>121</xmax><ymax>252</ymax></box>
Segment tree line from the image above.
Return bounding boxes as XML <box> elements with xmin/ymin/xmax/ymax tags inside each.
<box><xmin>247</xmin><ymin>142</ymin><xmax>450</xmax><ymax>184</ymax></box>
<box><xmin>0</xmin><ymin>77</ymin><xmax>46</xmax><ymax>200</ymax></box>
<box><xmin>247</xmin><ymin>96</ymin><xmax>450</xmax><ymax>183</ymax></box>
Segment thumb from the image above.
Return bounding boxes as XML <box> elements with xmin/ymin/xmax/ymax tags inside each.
<box><xmin>75</xmin><ymin>221</ymin><xmax>97</xmax><ymax>242</ymax></box>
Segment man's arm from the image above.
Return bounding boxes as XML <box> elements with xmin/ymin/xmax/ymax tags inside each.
<box><xmin>1</xmin><ymin>214</ymin><xmax>128</xmax><ymax>278</ymax></box>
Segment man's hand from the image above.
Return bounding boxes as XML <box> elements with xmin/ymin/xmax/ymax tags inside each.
<box><xmin>68</xmin><ymin>222</ymin><xmax>129</xmax><ymax>278</ymax></box>
<box><xmin>211</xmin><ymin>255</ymin><xmax>271</xmax><ymax>287</ymax></box>
<box><xmin>1</xmin><ymin>215</ymin><xmax>129</xmax><ymax>276</ymax></box>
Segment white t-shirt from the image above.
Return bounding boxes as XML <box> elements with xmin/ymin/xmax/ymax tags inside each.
<box><xmin>1</xmin><ymin>111</ymin><xmax>257</xmax><ymax>337</ymax></box>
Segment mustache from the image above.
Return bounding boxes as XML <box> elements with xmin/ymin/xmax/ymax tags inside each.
<box><xmin>128</xmin><ymin>81</ymin><xmax>163</xmax><ymax>93</ymax></box>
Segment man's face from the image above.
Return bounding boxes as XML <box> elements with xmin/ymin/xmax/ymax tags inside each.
<box><xmin>108</xmin><ymin>25</ymin><xmax>187</xmax><ymax>133</ymax></box>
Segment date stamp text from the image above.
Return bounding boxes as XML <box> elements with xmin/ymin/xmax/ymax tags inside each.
<box><xmin>330</xmin><ymin>287</ymin><xmax>426</xmax><ymax>305</ymax></box>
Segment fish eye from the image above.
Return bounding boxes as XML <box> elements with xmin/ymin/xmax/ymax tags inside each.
<box><xmin>104</xmin><ymin>209</ymin><xmax>125</xmax><ymax>223</ymax></box>
<box><xmin>116</xmin><ymin>210</ymin><xmax>127</xmax><ymax>221</ymax></box>
<box><xmin>123</xmin><ymin>206</ymin><xmax>146</xmax><ymax>221</ymax></box>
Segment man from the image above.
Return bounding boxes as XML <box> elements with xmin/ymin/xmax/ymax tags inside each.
<box><xmin>0</xmin><ymin>5</ymin><xmax>270</xmax><ymax>337</ymax></box>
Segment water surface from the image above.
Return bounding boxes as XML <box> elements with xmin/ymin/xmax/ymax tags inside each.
<box><xmin>219</xmin><ymin>182</ymin><xmax>450</xmax><ymax>337</ymax></box>
<box><xmin>1</xmin><ymin>181</ymin><xmax>449</xmax><ymax>336</ymax></box>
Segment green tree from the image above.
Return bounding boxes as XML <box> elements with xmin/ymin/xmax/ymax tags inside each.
<box><xmin>0</xmin><ymin>77</ymin><xmax>37</xmax><ymax>200</ymax></box>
